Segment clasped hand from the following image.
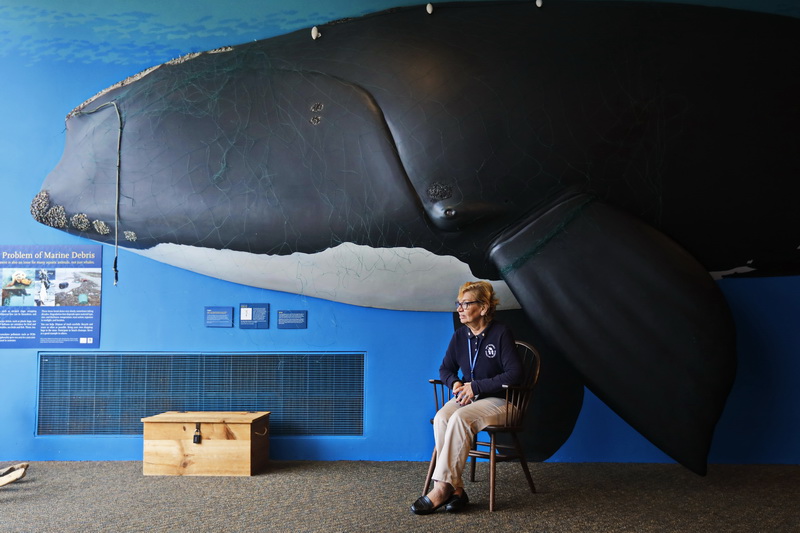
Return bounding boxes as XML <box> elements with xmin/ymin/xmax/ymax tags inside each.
<box><xmin>453</xmin><ymin>382</ymin><xmax>475</xmax><ymax>405</ymax></box>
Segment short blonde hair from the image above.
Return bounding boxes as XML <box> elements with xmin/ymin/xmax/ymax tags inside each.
<box><xmin>457</xmin><ymin>281</ymin><xmax>499</xmax><ymax>321</ymax></box>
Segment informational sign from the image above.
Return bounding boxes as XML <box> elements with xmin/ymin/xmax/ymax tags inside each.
<box><xmin>239</xmin><ymin>303</ymin><xmax>269</xmax><ymax>329</ymax></box>
<box><xmin>205</xmin><ymin>306</ymin><xmax>234</xmax><ymax>328</ymax></box>
<box><xmin>277</xmin><ymin>310</ymin><xmax>308</xmax><ymax>329</ymax></box>
<box><xmin>0</xmin><ymin>244</ymin><xmax>102</xmax><ymax>349</ymax></box>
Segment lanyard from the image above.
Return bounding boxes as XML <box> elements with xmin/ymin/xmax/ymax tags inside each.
<box><xmin>468</xmin><ymin>334</ymin><xmax>484</xmax><ymax>378</ymax></box>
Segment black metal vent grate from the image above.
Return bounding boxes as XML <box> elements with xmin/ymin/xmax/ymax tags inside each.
<box><xmin>38</xmin><ymin>352</ymin><xmax>364</xmax><ymax>436</ymax></box>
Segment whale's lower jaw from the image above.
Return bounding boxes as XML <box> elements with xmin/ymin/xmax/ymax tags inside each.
<box><xmin>131</xmin><ymin>242</ymin><xmax>521</xmax><ymax>312</ymax></box>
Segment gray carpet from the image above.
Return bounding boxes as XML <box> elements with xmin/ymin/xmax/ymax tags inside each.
<box><xmin>1</xmin><ymin>461</ymin><xmax>798</xmax><ymax>532</ymax></box>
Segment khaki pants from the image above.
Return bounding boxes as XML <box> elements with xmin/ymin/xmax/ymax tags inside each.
<box><xmin>431</xmin><ymin>397</ymin><xmax>512</xmax><ymax>489</ymax></box>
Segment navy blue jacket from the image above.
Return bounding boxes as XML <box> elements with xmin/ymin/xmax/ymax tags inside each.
<box><xmin>439</xmin><ymin>321</ymin><xmax>522</xmax><ymax>399</ymax></box>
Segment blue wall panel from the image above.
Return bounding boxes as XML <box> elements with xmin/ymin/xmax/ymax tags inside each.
<box><xmin>0</xmin><ymin>0</ymin><xmax>798</xmax><ymax>466</ymax></box>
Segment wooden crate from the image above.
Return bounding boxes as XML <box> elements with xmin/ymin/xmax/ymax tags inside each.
<box><xmin>141</xmin><ymin>411</ymin><xmax>270</xmax><ymax>476</ymax></box>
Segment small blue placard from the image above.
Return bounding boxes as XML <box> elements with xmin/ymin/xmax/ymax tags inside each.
<box><xmin>277</xmin><ymin>310</ymin><xmax>308</xmax><ymax>329</ymax></box>
<box><xmin>205</xmin><ymin>306</ymin><xmax>234</xmax><ymax>328</ymax></box>
<box><xmin>240</xmin><ymin>303</ymin><xmax>269</xmax><ymax>329</ymax></box>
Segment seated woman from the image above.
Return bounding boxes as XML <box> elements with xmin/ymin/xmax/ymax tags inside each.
<box><xmin>411</xmin><ymin>281</ymin><xmax>522</xmax><ymax>514</ymax></box>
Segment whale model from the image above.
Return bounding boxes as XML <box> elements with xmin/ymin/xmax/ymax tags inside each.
<box><xmin>33</xmin><ymin>1</ymin><xmax>800</xmax><ymax>474</ymax></box>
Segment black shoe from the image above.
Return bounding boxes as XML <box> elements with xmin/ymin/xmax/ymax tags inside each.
<box><xmin>410</xmin><ymin>495</ymin><xmax>448</xmax><ymax>515</ymax></box>
<box><xmin>445</xmin><ymin>490</ymin><xmax>469</xmax><ymax>512</ymax></box>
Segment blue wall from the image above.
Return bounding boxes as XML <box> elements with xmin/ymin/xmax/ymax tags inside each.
<box><xmin>0</xmin><ymin>0</ymin><xmax>798</xmax><ymax>465</ymax></box>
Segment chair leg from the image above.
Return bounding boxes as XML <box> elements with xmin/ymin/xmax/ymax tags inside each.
<box><xmin>469</xmin><ymin>438</ymin><xmax>477</xmax><ymax>482</ymax></box>
<box><xmin>423</xmin><ymin>448</ymin><xmax>437</xmax><ymax>495</ymax></box>
<box><xmin>489</xmin><ymin>432</ymin><xmax>497</xmax><ymax>512</ymax></box>
<box><xmin>511</xmin><ymin>432</ymin><xmax>536</xmax><ymax>493</ymax></box>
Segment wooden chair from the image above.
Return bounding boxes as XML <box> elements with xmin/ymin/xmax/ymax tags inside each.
<box><xmin>422</xmin><ymin>340</ymin><xmax>541</xmax><ymax>511</ymax></box>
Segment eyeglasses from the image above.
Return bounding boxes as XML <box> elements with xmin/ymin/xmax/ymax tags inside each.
<box><xmin>455</xmin><ymin>300</ymin><xmax>480</xmax><ymax>310</ymax></box>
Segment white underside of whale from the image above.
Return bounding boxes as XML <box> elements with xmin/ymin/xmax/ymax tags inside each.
<box><xmin>132</xmin><ymin>242</ymin><xmax>521</xmax><ymax>312</ymax></box>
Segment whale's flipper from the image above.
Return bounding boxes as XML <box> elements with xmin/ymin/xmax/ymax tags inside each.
<box><xmin>490</xmin><ymin>193</ymin><xmax>736</xmax><ymax>474</ymax></box>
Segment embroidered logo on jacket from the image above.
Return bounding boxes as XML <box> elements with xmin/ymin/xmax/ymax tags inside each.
<box><xmin>485</xmin><ymin>344</ymin><xmax>497</xmax><ymax>358</ymax></box>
